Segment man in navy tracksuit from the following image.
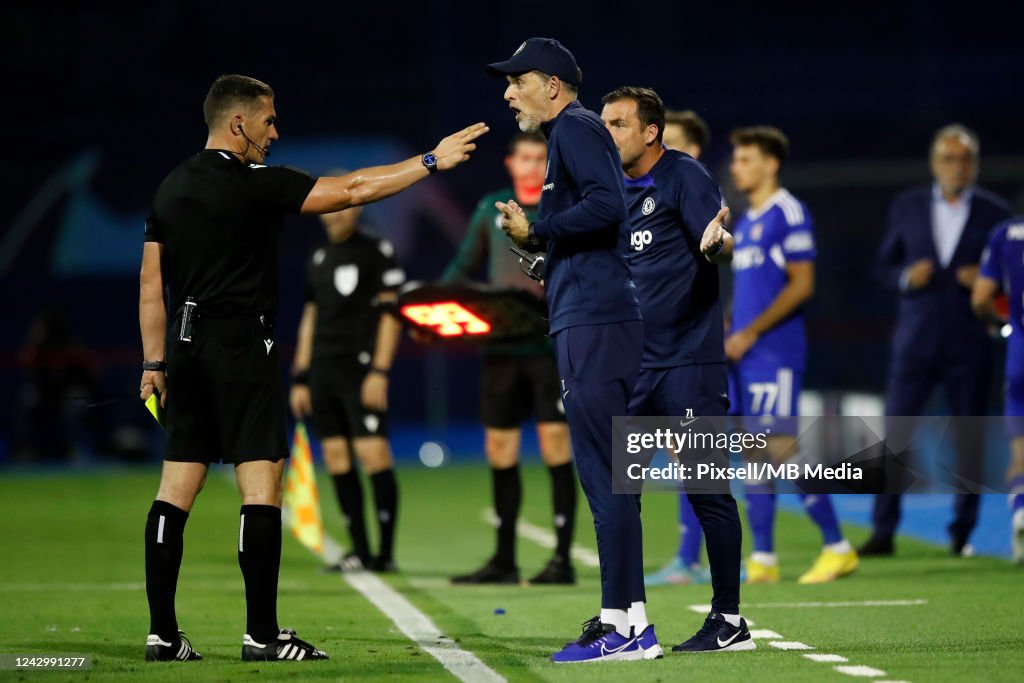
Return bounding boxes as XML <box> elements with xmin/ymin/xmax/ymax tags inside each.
<box><xmin>487</xmin><ymin>38</ymin><xmax>649</xmax><ymax>663</ymax></box>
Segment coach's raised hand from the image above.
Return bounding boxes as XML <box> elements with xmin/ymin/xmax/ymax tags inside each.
<box><xmin>433</xmin><ymin>122</ymin><xmax>490</xmax><ymax>171</ymax></box>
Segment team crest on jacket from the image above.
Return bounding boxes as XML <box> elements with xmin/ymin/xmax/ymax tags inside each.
<box><xmin>334</xmin><ymin>265</ymin><xmax>359</xmax><ymax>296</ymax></box>
<box><xmin>751</xmin><ymin>223</ymin><xmax>763</xmax><ymax>241</ymax></box>
<box><xmin>642</xmin><ymin>197</ymin><xmax>656</xmax><ymax>215</ymax></box>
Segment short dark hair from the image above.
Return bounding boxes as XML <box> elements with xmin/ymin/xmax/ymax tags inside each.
<box><xmin>601</xmin><ymin>86</ymin><xmax>666</xmax><ymax>143</ymax></box>
<box><xmin>535</xmin><ymin>70</ymin><xmax>579</xmax><ymax>98</ymax></box>
<box><xmin>203</xmin><ymin>74</ymin><xmax>274</xmax><ymax>128</ymax></box>
<box><xmin>730</xmin><ymin>126</ymin><xmax>789</xmax><ymax>166</ymax></box>
<box><xmin>665</xmin><ymin>109</ymin><xmax>710</xmax><ymax>152</ymax></box>
<box><xmin>507</xmin><ymin>130</ymin><xmax>547</xmax><ymax>155</ymax></box>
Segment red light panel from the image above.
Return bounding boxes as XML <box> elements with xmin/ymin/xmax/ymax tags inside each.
<box><xmin>401</xmin><ymin>301</ymin><xmax>492</xmax><ymax>337</ymax></box>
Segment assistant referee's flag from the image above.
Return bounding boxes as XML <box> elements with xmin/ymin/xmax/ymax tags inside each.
<box><xmin>283</xmin><ymin>422</ymin><xmax>325</xmax><ymax>556</ymax></box>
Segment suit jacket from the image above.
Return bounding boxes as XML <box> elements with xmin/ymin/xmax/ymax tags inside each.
<box><xmin>876</xmin><ymin>184</ymin><xmax>1012</xmax><ymax>369</ymax></box>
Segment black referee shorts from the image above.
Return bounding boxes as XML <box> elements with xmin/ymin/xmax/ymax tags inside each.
<box><xmin>165</xmin><ymin>316</ymin><xmax>288</xmax><ymax>464</ymax></box>
<box><xmin>480</xmin><ymin>352</ymin><xmax>566</xmax><ymax>429</ymax></box>
<box><xmin>310</xmin><ymin>354</ymin><xmax>388</xmax><ymax>440</ymax></box>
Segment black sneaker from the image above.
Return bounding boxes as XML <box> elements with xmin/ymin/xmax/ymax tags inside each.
<box><xmin>672</xmin><ymin>612</ymin><xmax>756</xmax><ymax>653</ymax></box>
<box><xmin>145</xmin><ymin>630</ymin><xmax>202</xmax><ymax>661</ymax></box>
<box><xmin>369</xmin><ymin>556</ymin><xmax>399</xmax><ymax>573</ymax></box>
<box><xmin>528</xmin><ymin>557</ymin><xmax>576</xmax><ymax>585</ymax></box>
<box><xmin>242</xmin><ymin>629</ymin><xmax>328</xmax><ymax>661</ymax></box>
<box><xmin>949</xmin><ymin>527</ymin><xmax>974</xmax><ymax>557</ymax></box>
<box><xmin>451</xmin><ymin>558</ymin><xmax>519</xmax><ymax>585</ymax></box>
<box><xmin>857</xmin><ymin>535</ymin><xmax>895</xmax><ymax>557</ymax></box>
<box><xmin>322</xmin><ymin>551</ymin><xmax>368</xmax><ymax>573</ymax></box>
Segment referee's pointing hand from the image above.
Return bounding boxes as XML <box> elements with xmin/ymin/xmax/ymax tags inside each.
<box><xmin>432</xmin><ymin>122</ymin><xmax>490</xmax><ymax>171</ymax></box>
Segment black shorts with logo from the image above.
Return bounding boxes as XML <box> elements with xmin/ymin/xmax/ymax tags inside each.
<box><xmin>480</xmin><ymin>352</ymin><xmax>567</xmax><ymax>429</ymax></box>
<box><xmin>165</xmin><ymin>315</ymin><xmax>288</xmax><ymax>464</ymax></box>
<box><xmin>310</xmin><ymin>354</ymin><xmax>388</xmax><ymax>440</ymax></box>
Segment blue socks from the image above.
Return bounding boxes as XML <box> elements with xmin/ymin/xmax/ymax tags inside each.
<box><xmin>1010</xmin><ymin>474</ymin><xmax>1024</xmax><ymax>512</ymax></box>
<box><xmin>800</xmin><ymin>493</ymin><xmax>843</xmax><ymax>545</ymax></box>
<box><xmin>676</xmin><ymin>493</ymin><xmax>703</xmax><ymax>565</ymax></box>
<box><xmin>746</xmin><ymin>483</ymin><xmax>776</xmax><ymax>553</ymax></box>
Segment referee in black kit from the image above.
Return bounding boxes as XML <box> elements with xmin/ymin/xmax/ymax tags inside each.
<box><xmin>138</xmin><ymin>74</ymin><xmax>487</xmax><ymax>662</ymax></box>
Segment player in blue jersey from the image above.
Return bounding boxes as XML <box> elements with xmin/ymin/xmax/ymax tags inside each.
<box><xmin>601</xmin><ymin>86</ymin><xmax>755</xmax><ymax>653</ymax></box>
<box><xmin>972</xmin><ymin>217</ymin><xmax>1024</xmax><ymax>563</ymax></box>
<box><xmin>726</xmin><ymin>127</ymin><xmax>858</xmax><ymax>584</ymax></box>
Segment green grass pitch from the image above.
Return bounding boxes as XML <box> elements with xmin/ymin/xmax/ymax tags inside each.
<box><xmin>0</xmin><ymin>464</ymin><xmax>1021</xmax><ymax>681</ymax></box>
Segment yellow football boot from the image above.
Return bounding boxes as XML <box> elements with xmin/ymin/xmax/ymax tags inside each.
<box><xmin>797</xmin><ymin>548</ymin><xmax>859</xmax><ymax>584</ymax></box>
<box><xmin>745</xmin><ymin>557</ymin><xmax>780</xmax><ymax>584</ymax></box>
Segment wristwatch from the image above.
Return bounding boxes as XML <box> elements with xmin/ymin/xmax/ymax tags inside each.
<box><xmin>422</xmin><ymin>152</ymin><xmax>438</xmax><ymax>174</ymax></box>
<box><xmin>142</xmin><ymin>360</ymin><xmax>167</xmax><ymax>372</ymax></box>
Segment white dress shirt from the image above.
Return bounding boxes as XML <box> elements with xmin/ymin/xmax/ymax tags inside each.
<box><xmin>931</xmin><ymin>183</ymin><xmax>973</xmax><ymax>268</ymax></box>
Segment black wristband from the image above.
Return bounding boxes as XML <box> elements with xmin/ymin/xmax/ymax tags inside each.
<box><xmin>369</xmin><ymin>366</ymin><xmax>389</xmax><ymax>376</ymax></box>
<box><xmin>292</xmin><ymin>370</ymin><xmax>310</xmax><ymax>385</ymax></box>
<box><xmin>706</xmin><ymin>238</ymin><xmax>725</xmax><ymax>257</ymax></box>
<box><xmin>142</xmin><ymin>360</ymin><xmax>167</xmax><ymax>372</ymax></box>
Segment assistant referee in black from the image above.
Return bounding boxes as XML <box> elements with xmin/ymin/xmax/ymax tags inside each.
<box><xmin>138</xmin><ymin>74</ymin><xmax>487</xmax><ymax>662</ymax></box>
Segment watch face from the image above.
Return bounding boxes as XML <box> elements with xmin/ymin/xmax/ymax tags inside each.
<box><xmin>423</xmin><ymin>153</ymin><xmax>437</xmax><ymax>166</ymax></box>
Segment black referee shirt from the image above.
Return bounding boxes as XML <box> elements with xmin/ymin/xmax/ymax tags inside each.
<box><xmin>144</xmin><ymin>149</ymin><xmax>316</xmax><ymax>317</ymax></box>
<box><xmin>303</xmin><ymin>232</ymin><xmax>403</xmax><ymax>360</ymax></box>
<box><xmin>305</xmin><ymin>232</ymin><xmax>406</xmax><ymax>359</ymax></box>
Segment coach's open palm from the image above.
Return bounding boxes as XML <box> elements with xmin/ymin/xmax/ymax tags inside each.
<box><xmin>433</xmin><ymin>123</ymin><xmax>489</xmax><ymax>171</ymax></box>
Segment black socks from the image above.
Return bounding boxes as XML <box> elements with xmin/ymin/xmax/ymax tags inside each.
<box><xmin>492</xmin><ymin>465</ymin><xmax>522</xmax><ymax>568</ymax></box>
<box><xmin>370</xmin><ymin>469</ymin><xmax>398</xmax><ymax>562</ymax></box>
<box><xmin>145</xmin><ymin>500</ymin><xmax>189</xmax><ymax>642</ymax></box>
<box><xmin>548</xmin><ymin>462</ymin><xmax>577</xmax><ymax>562</ymax></box>
<box><xmin>238</xmin><ymin>504</ymin><xmax>282</xmax><ymax>644</ymax></box>
<box><xmin>332</xmin><ymin>471</ymin><xmax>370</xmax><ymax>561</ymax></box>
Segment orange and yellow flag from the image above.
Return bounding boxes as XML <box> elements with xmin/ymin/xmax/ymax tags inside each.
<box><xmin>283</xmin><ymin>422</ymin><xmax>324</xmax><ymax>556</ymax></box>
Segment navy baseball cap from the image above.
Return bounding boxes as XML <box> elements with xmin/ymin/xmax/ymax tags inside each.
<box><xmin>486</xmin><ymin>37</ymin><xmax>583</xmax><ymax>87</ymax></box>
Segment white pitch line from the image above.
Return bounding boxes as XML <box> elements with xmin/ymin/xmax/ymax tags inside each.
<box><xmin>835</xmin><ymin>665</ymin><xmax>887</xmax><ymax>677</ymax></box>
<box><xmin>482</xmin><ymin>508</ymin><xmax>600</xmax><ymax>567</ymax></box>
<box><xmin>750</xmin><ymin>629</ymin><xmax>783</xmax><ymax>639</ymax></box>
<box><xmin>344</xmin><ymin>571</ymin><xmax>505</xmax><ymax>683</ymax></box>
<box><xmin>743</xmin><ymin>600</ymin><xmax>926</xmax><ymax>609</ymax></box>
<box><xmin>285</xmin><ymin>507</ymin><xmax>506</xmax><ymax>683</ymax></box>
<box><xmin>805</xmin><ymin>654</ymin><xmax>849</xmax><ymax>663</ymax></box>
<box><xmin>770</xmin><ymin>641</ymin><xmax>813</xmax><ymax>650</ymax></box>
<box><xmin>0</xmin><ymin>582</ymin><xmax>146</xmax><ymax>591</ymax></box>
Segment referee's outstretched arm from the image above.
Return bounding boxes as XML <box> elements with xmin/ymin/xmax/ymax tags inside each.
<box><xmin>301</xmin><ymin>123</ymin><xmax>489</xmax><ymax>214</ymax></box>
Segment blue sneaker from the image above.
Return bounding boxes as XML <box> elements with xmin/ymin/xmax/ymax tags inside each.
<box><xmin>551</xmin><ymin>617</ymin><xmax>643</xmax><ymax>663</ymax></box>
<box><xmin>635</xmin><ymin>624</ymin><xmax>664</xmax><ymax>659</ymax></box>
<box><xmin>672</xmin><ymin>612</ymin><xmax>756</xmax><ymax>653</ymax></box>
<box><xmin>645</xmin><ymin>557</ymin><xmax>712</xmax><ymax>586</ymax></box>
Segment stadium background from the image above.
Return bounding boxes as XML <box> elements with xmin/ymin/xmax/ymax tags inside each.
<box><xmin>4</xmin><ymin>1</ymin><xmax>1024</xmax><ymax>466</ymax></box>
<box><xmin>3</xmin><ymin>2</ymin><xmax>1024</xmax><ymax>680</ymax></box>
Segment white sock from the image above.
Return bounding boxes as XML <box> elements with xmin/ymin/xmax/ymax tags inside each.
<box><xmin>720</xmin><ymin>613</ymin><xmax>742</xmax><ymax>627</ymax></box>
<box><xmin>600</xmin><ymin>608</ymin><xmax>630</xmax><ymax>637</ymax></box>
<box><xmin>826</xmin><ymin>539</ymin><xmax>853</xmax><ymax>554</ymax></box>
<box><xmin>751</xmin><ymin>551</ymin><xmax>778</xmax><ymax>566</ymax></box>
<box><xmin>627</xmin><ymin>601</ymin><xmax>648</xmax><ymax>632</ymax></box>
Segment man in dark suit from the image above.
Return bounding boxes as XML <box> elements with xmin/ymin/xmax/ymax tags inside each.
<box><xmin>864</xmin><ymin>124</ymin><xmax>1013</xmax><ymax>557</ymax></box>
